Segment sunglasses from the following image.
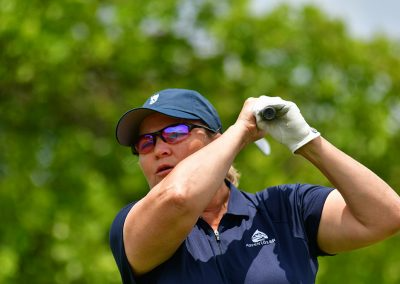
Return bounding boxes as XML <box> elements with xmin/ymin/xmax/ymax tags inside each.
<box><xmin>132</xmin><ymin>123</ymin><xmax>218</xmax><ymax>155</ymax></box>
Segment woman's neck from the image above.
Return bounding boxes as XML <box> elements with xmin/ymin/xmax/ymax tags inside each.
<box><xmin>201</xmin><ymin>183</ymin><xmax>230</xmax><ymax>231</ymax></box>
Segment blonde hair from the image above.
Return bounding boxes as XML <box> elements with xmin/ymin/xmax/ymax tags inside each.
<box><xmin>226</xmin><ymin>165</ymin><xmax>240</xmax><ymax>187</ymax></box>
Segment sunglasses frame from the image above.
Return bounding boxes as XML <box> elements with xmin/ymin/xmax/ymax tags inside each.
<box><xmin>131</xmin><ymin>123</ymin><xmax>218</xmax><ymax>155</ymax></box>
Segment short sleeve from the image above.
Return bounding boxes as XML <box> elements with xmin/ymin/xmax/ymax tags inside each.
<box><xmin>292</xmin><ymin>184</ymin><xmax>334</xmax><ymax>256</ymax></box>
<box><xmin>109</xmin><ymin>202</ymin><xmax>137</xmax><ymax>284</ymax></box>
<box><xmin>261</xmin><ymin>184</ymin><xmax>334</xmax><ymax>257</ymax></box>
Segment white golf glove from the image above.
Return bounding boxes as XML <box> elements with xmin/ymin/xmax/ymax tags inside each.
<box><xmin>252</xmin><ymin>96</ymin><xmax>320</xmax><ymax>153</ymax></box>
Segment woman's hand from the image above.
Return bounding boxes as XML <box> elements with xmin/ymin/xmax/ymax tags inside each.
<box><xmin>252</xmin><ymin>96</ymin><xmax>320</xmax><ymax>153</ymax></box>
<box><xmin>234</xmin><ymin>97</ymin><xmax>267</xmax><ymax>146</ymax></box>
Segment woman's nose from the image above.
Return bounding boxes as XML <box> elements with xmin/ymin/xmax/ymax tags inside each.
<box><xmin>153</xmin><ymin>137</ymin><xmax>172</xmax><ymax>157</ymax></box>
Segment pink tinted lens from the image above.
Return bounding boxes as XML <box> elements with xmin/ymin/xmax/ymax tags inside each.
<box><xmin>162</xmin><ymin>124</ymin><xmax>190</xmax><ymax>143</ymax></box>
<box><xmin>136</xmin><ymin>134</ymin><xmax>155</xmax><ymax>154</ymax></box>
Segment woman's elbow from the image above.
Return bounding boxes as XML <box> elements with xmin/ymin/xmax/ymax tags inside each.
<box><xmin>160</xmin><ymin>183</ymin><xmax>197</xmax><ymax>214</ymax></box>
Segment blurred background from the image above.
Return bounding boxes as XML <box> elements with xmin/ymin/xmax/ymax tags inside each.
<box><xmin>1</xmin><ymin>0</ymin><xmax>399</xmax><ymax>283</ymax></box>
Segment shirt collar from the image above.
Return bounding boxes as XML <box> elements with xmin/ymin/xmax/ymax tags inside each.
<box><xmin>225</xmin><ymin>181</ymin><xmax>251</xmax><ymax>217</ymax></box>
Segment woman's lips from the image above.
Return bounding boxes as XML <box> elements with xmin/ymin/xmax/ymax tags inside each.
<box><xmin>156</xmin><ymin>165</ymin><xmax>174</xmax><ymax>176</ymax></box>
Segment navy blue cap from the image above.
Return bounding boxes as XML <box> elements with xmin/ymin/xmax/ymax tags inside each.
<box><xmin>116</xmin><ymin>89</ymin><xmax>222</xmax><ymax>146</ymax></box>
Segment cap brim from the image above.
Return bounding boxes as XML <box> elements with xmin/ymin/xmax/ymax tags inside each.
<box><xmin>116</xmin><ymin>107</ymin><xmax>199</xmax><ymax>146</ymax></box>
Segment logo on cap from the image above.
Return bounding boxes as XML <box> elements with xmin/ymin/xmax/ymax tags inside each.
<box><xmin>149</xmin><ymin>94</ymin><xmax>159</xmax><ymax>105</ymax></box>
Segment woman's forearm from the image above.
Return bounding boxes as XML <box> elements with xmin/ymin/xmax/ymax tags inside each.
<box><xmin>298</xmin><ymin>136</ymin><xmax>400</xmax><ymax>237</ymax></box>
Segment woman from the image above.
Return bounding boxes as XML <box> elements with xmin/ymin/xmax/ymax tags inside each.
<box><xmin>110</xmin><ymin>88</ymin><xmax>400</xmax><ymax>283</ymax></box>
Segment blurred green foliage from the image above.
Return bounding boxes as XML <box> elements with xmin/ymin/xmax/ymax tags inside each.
<box><xmin>1</xmin><ymin>0</ymin><xmax>399</xmax><ymax>283</ymax></box>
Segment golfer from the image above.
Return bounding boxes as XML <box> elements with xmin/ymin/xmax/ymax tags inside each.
<box><xmin>110</xmin><ymin>88</ymin><xmax>400</xmax><ymax>283</ymax></box>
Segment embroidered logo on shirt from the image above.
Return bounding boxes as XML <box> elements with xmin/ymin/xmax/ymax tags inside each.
<box><xmin>251</xmin><ymin>230</ymin><xmax>268</xmax><ymax>242</ymax></box>
<box><xmin>246</xmin><ymin>229</ymin><xmax>276</xmax><ymax>248</ymax></box>
<box><xmin>149</xmin><ymin>94</ymin><xmax>159</xmax><ymax>105</ymax></box>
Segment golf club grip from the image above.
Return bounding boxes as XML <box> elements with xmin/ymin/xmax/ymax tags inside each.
<box><xmin>261</xmin><ymin>106</ymin><xmax>276</xmax><ymax>121</ymax></box>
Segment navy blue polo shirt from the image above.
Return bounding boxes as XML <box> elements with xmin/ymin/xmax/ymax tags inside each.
<box><xmin>110</xmin><ymin>183</ymin><xmax>334</xmax><ymax>284</ymax></box>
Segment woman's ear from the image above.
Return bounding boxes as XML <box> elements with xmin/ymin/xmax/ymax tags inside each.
<box><xmin>212</xmin><ymin>133</ymin><xmax>222</xmax><ymax>140</ymax></box>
